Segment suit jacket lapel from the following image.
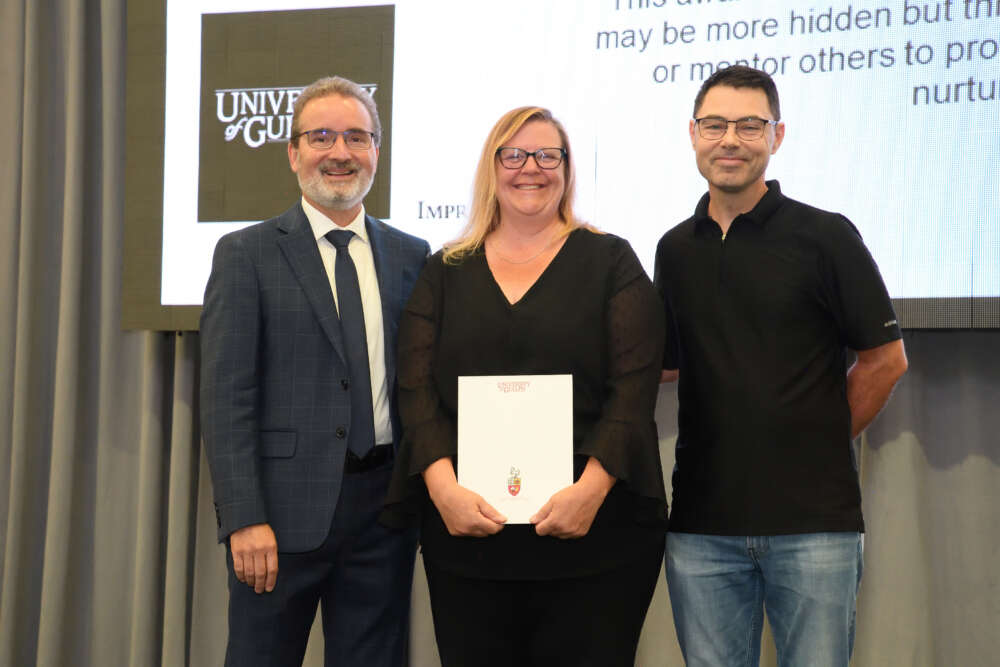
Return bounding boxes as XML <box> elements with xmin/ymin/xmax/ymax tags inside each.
<box><xmin>276</xmin><ymin>204</ymin><xmax>347</xmax><ymax>365</ymax></box>
<box><xmin>366</xmin><ymin>215</ymin><xmax>402</xmax><ymax>393</ymax></box>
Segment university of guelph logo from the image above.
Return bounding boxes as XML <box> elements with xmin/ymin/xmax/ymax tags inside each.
<box><xmin>214</xmin><ymin>84</ymin><xmax>378</xmax><ymax>148</ymax></box>
<box><xmin>196</xmin><ymin>5</ymin><xmax>393</xmax><ymax>223</ymax></box>
<box><xmin>507</xmin><ymin>466</ymin><xmax>521</xmax><ymax>496</ymax></box>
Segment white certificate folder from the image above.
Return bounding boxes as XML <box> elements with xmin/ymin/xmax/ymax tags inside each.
<box><xmin>457</xmin><ymin>375</ymin><xmax>573</xmax><ymax>524</ymax></box>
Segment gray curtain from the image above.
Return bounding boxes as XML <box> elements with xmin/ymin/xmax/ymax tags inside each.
<box><xmin>1</xmin><ymin>1</ymin><xmax>997</xmax><ymax>664</ymax></box>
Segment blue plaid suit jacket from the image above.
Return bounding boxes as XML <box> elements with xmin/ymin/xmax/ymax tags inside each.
<box><xmin>200</xmin><ymin>202</ymin><xmax>430</xmax><ymax>552</ymax></box>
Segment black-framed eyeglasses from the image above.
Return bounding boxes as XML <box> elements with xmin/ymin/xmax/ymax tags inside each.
<box><xmin>291</xmin><ymin>128</ymin><xmax>376</xmax><ymax>150</ymax></box>
<box><xmin>495</xmin><ymin>146</ymin><xmax>567</xmax><ymax>170</ymax></box>
<box><xmin>694</xmin><ymin>117</ymin><xmax>778</xmax><ymax>141</ymax></box>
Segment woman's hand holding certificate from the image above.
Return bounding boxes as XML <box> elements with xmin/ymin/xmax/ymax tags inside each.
<box><xmin>423</xmin><ymin>458</ymin><xmax>507</xmax><ymax>537</ymax></box>
<box><xmin>531</xmin><ymin>457</ymin><xmax>616</xmax><ymax>539</ymax></box>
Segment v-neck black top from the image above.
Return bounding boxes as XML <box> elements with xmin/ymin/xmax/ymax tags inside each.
<box><xmin>384</xmin><ymin>229</ymin><xmax>668</xmax><ymax>580</ymax></box>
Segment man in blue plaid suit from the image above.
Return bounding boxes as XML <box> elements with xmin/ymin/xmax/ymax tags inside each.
<box><xmin>200</xmin><ymin>76</ymin><xmax>430</xmax><ymax>666</ymax></box>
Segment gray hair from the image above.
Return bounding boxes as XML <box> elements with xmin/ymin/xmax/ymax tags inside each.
<box><xmin>290</xmin><ymin>76</ymin><xmax>381</xmax><ymax>147</ymax></box>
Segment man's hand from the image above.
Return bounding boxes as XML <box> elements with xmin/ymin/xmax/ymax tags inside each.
<box><xmin>424</xmin><ymin>458</ymin><xmax>506</xmax><ymax>537</ymax></box>
<box><xmin>848</xmin><ymin>339</ymin><xmax>908</xmax><ymax>438</ymax></box>
<box><xmin>531</xmin><ymin>457</ymin><xmax>616</xmax><ymax>539</ymax></box>
<box><xmin>229</xmin><ymin>523</ymin><xmax>278</xmax><ymax>593</ymax></box>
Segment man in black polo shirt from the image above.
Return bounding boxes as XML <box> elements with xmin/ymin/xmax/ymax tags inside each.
<box><xmin>654</xmin><ymin>65</ymin><xmax>908</xmax><ymax>667</ymax></box>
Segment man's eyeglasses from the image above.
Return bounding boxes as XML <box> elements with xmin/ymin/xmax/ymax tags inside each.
<box><xmin>496</xmin><ymin>146</ymin><xmax>567</xmax><ymax>170</ymax></box>
<box><xmin>694</xmin><ymin>117</ymin><xmax>778</xmax><ymax>141</ymax></box>
<box><xmin>291</xmin><ymin>128</ymin><xmax>376</xmax><ymax>150</ymax></box>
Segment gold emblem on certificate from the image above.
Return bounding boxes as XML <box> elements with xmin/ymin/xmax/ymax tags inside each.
<box><xmin>507</xmin><ymin>466</ymin><xmax>522</xmax><ymax>496</ymax></box>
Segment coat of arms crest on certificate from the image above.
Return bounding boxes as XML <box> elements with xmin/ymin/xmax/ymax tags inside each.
<box><xmin>507</xmin><ymin>466</ymin><xmax>521</xmax><ymax>496</ymax></box>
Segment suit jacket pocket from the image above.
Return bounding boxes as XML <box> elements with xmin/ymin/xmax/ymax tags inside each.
<box><xmin>260</xmin><ymin>430</ymin><xmax>297</xmax><ymax>458</ymax></box>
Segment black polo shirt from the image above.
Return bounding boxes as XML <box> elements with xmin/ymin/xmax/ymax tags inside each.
<box><xmin>653</xmin><ymin>181</ymin><xmax>901</xmax><ymax>535</ymax></box>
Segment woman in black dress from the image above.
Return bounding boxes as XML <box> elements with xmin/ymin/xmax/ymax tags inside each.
<box><xmin>384</xmin><ymin>106</ymin><xmax>667</xmax><ymax>666</ymax></box>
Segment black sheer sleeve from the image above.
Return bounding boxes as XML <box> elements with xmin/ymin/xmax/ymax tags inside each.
<box><xmin>382</xmin><ymin>253</ymin><xmax>454</xmax><ymax>527</ymax></box>
<box><xmin>577</xmin><ymin>238</ymin><xmax>667</xmax><ymax>506</ymax></box>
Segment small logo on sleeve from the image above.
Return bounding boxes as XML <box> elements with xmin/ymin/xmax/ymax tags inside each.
<box><xmin>884</xmin><ymin>319</ymin><xmax>898</xmax><ymax>327</ymax></box>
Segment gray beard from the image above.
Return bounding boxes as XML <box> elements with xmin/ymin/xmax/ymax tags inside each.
<box><xmin>297</xmin><ymin>163</ymin><xmax>374</xmax><ymax>212</ymax></box>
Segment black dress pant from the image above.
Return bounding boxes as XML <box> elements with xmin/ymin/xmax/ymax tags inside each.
<box><xmin>423</xmin><ymin>538</ymin><xmax>664</xmax><ymax>667</ymax></box>
<box><xmin>224</xmin><ymin>460</ymin><xmax>417</xmax><ymax>667</ymax></box>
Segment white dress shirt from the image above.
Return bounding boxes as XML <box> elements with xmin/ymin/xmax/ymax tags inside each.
<box><xmin>301</xmin><ymin>198</ymin><xmax>393</xmax><ymax>446</ymax></box>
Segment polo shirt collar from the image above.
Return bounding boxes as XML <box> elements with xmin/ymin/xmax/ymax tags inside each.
<box><xmin>692</xmin><ymin>180</ymin><xmax>786</xmax><ymax>234</ymax></box>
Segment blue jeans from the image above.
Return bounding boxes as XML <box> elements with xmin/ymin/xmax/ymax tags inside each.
<box><xmin>665</xmin><ymin>532</ymin><xmax>863</xmax><ymax>667</ymax></box>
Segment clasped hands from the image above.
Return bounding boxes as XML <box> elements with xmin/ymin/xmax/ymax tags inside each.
<box><xmin>423</xmin><ymin>457</ymin><xmax>615</xmax><ymax>539</ymax></box>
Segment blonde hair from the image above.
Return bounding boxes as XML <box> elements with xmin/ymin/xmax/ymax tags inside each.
<box><xmin>443</xmin><ymin>107</ymin><xmax>597</xmax><ymax>264</ymax></box>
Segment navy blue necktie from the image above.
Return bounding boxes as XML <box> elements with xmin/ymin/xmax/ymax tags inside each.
<box><xmin>326</xmin><ymin>229</ymin><xmax>375</xmax><ymax>458</ymax></box>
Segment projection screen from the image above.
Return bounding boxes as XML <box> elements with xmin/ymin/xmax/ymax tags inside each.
<box><xmin>123</xmin><ymin>0</ymin><xmax>1000</xmax><ymax>329</ymax></box>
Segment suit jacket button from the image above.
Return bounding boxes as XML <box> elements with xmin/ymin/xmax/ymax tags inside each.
<box><xmin>336</xmin><ymin>426</ymin><xmax>347</xmax><ymax>439</ymax></box>
<box><xmin>341</xmin><ymin>378</ymin><xmax>349</xmax><ymax>390</ymax></box>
